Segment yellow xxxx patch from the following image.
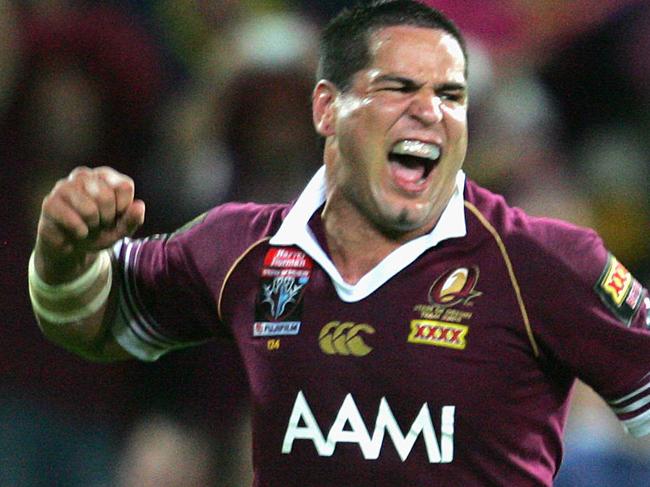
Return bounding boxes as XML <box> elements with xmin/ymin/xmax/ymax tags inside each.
<box><xmin>408</xmin><ymin>320</ymin><xmax>468</xmax><ymax>350</ymax></box>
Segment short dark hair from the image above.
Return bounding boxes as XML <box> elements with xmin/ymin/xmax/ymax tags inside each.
<box><xmin>317</xmin><ymin>0</ymin><xmax>467</xmax><ymax>91</ymax></box>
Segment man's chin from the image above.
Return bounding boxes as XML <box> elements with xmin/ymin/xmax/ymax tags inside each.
<box><xmin>373</xmin><ymin>208</ymin><xmax>430</xmax><ymax>239</ymax></box>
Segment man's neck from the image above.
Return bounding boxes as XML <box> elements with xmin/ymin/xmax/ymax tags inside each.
<box><xmin>321</xmin><ymin>193</ymin><xmax>437</xmax><ymax>285</ymax></box>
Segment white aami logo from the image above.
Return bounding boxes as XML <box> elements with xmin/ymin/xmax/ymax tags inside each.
<box><xmin>282</xmin><ymin>391</ymin><xmax>455</xmax><ymax>463</ymax></box>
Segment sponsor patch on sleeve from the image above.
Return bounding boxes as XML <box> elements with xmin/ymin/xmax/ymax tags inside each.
<box><xmin>594</xmin><ymin>254</ymin><xmax>644</xmax><ymax>325</ymax></box>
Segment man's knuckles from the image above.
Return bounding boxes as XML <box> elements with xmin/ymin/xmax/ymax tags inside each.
<box><xmin>96</xmin><ymin>166</ymin><xmax>131</xmax><ymax>186</ymax></box>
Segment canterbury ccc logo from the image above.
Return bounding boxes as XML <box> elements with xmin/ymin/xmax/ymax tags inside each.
<box><xmin>319</xmin><ymin>322</ymin><xmax>375</xmax><ymax>356</ymax></box>
<box><xmin>429</xmin><ymin>266</ymin><xmax>481</xmax><ymax>307</ymax></box>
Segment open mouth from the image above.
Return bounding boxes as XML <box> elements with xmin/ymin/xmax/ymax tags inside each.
<box><xmin>388</xmin><ymin>140</ymin><xmax>441</xmax><ymax>186</ymax></box>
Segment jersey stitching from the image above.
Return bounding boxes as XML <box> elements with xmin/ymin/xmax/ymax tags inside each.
<box><xmin>464</xmin><ymin>201</ymin><xmax>540</xmax><ymax>358</ymax></box>
<box><xmin>218</xmin><ymin>237</ymin><xmax>272</xmax><ymax>322</ymax></box>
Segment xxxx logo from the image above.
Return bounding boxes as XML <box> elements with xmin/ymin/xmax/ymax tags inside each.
<box><xmin>408</xmin><ymin>320</ymin><xmax>468</xmax><ymax>350</ymax></box>
<box><xmin>595</xmin><ymin>253</ymin><xmax>644</xmax><ymax>325</ymax></box>
<box><xmin>319</xmin><ymin>322</ymin><xmax>375</xmax><ymax>357</ymax></box>
<box><xmin>600</xmin><ymin>256</ymin><xmax>632</xmax><ymax>307</ymax></box>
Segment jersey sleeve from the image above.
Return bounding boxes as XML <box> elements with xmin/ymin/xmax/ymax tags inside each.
<box><xmin>515</xmin><ymin>219</ymin><xmax>650</xmax><ymax>437</ymax></box>
<box><xmin>110</xmin><ymin>212</ymin><xmax>220</xmax><ymax>361</ymax></box>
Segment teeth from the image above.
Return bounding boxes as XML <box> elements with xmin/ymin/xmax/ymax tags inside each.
<box><xmin>392</xmin><ymin>140</ymin><xmax>440</xmax><ymax>160</ymax></box>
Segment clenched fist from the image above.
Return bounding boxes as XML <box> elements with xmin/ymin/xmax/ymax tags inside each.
<box><xmin>34</xmin><ymin>166</ymin><xmax>145</xmax><ymax>283</ymax></box>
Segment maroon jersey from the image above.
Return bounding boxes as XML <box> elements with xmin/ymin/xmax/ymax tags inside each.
<box><xmin>112</xmin><ymin>168</ymin><xmax>650</xmax><ymax>486</ymax></box>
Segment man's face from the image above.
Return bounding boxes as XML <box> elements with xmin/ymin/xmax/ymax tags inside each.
<box><xmin>317</xmin><ymin>25</ymin><xmax>468</xmax><ymax>235</ymax></box>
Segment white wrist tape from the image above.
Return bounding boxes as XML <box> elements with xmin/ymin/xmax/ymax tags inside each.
<box><xmin>28</xmin><ymin>250</ymin><xmax>112</xmax><ymax>324</ymax></box>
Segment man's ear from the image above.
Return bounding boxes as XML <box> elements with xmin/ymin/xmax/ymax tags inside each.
<box><xmin>312</xmin><ymin>80</ymin><xmax>338</xmax><ymax>137</ymax></box>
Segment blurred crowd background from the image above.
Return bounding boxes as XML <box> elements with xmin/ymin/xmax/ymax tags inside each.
<box><xmin>0</xmin><ymin>0</ymin><xmax>649</xmax><ymax>485</ymax></box>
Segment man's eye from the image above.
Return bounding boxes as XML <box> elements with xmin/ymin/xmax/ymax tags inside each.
<box><xmin>440</xmin><ymin>92</ymin><xmax>464</xmax><ymax>102</ymax></box>
<box><xmin>382</xmin><ymin>86</ymin><xmax>407</xmax><ymax>92</ymax></box>
<box><xmin>379</xmin><ymin>85</ymin><xmax>415</xmax><ymax>93</ymax></box>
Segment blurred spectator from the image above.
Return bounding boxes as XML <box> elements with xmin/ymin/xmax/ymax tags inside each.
<box><xmin>114</xmin><ymin>414</ymin><xmax>218</xmax><ymax>487</ymax></box>
<box><xmin>1</xmin><ymin>1</ymin><xmax>166</xmax><ymax>219</ymax></box>
<box><xmin>138</xmin><ymin>83</ymin><xmax>237</xmax><ymax>229</ymax></box>
<box><xmin>465</xmin><ymin>64</ymin><xmax>596</xmax><ymax>228</ymax></box>
<box><xmin>139</xmin><ymin>9</ymin><xmax>320</xmax><ymax>226</ymax></box>
<box><xmin>224</xmin><ymin>66</ymin><xmax>320</xmax><ymax>204</ymax></box>
<box><xmin>223</xmin><ymin>12</ymin><xmax>320</xmax><ymax>204</ymax></box>
<box><xmin>148</xmin><ymin>0</ymin><xmax>244</xmax><ymax>76</ymax></box>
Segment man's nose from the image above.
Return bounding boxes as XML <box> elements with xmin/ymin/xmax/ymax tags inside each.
<box><xmin>408</xmin><ymin>92</ymin><xmax>443</xmax><ymax>125</ymax></box>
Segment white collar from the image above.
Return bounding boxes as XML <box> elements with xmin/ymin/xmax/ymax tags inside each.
<box><xmin>270</xmin><ymin>166</ymin><xmax>467</xmax><ymax>302</ymax></box>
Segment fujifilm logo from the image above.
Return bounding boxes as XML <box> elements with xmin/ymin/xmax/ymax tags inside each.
<box><xmin>282</xmin><ymin>391</ymin><xmax>455</xmax><ymax>463</ymax></box>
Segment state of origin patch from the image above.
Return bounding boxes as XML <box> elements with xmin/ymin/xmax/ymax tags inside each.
<box><xmin>253</xmin><ymin>247</ymin><xmax>313</xmax><ymax>337</ymax></box>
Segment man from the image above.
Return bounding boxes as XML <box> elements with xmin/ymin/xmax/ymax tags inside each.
<box><xmin>28</xmin><ymin>1</ymin><xmax>650</xmax><ymax>485</ymax></box>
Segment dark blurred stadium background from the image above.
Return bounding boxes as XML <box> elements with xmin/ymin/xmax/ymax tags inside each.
<box><xmin>0</xmin><ymin>0</ymin><xmax>649</xmax><ymax>485</ymax></box>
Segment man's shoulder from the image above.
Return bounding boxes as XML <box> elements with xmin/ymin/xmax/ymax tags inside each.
<box><xmin>464</xmin><ymin>179</ymin><xmax>603</xmax><ymax>270</ymax></box>
<box><xmin>206</xmin><ymin>201</ymin><xmax>291</xmax><ymax>234</ymax></box>
<box><xmin>167</xmin><ymin>201</ymin><xmax>292</xmax><ymax>253</ymax></box>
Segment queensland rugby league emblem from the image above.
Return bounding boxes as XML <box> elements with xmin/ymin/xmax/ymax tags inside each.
<box><xmin>428</xmin><ymin>266</ymin><xmax>482</xmax><ymax>307</ymax></box>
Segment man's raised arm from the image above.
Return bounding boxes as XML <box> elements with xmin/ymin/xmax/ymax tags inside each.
<box><xmin>29</xmin><ymin>166</ymin><xmax>145</xmax><ymax>361</ymax></box>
